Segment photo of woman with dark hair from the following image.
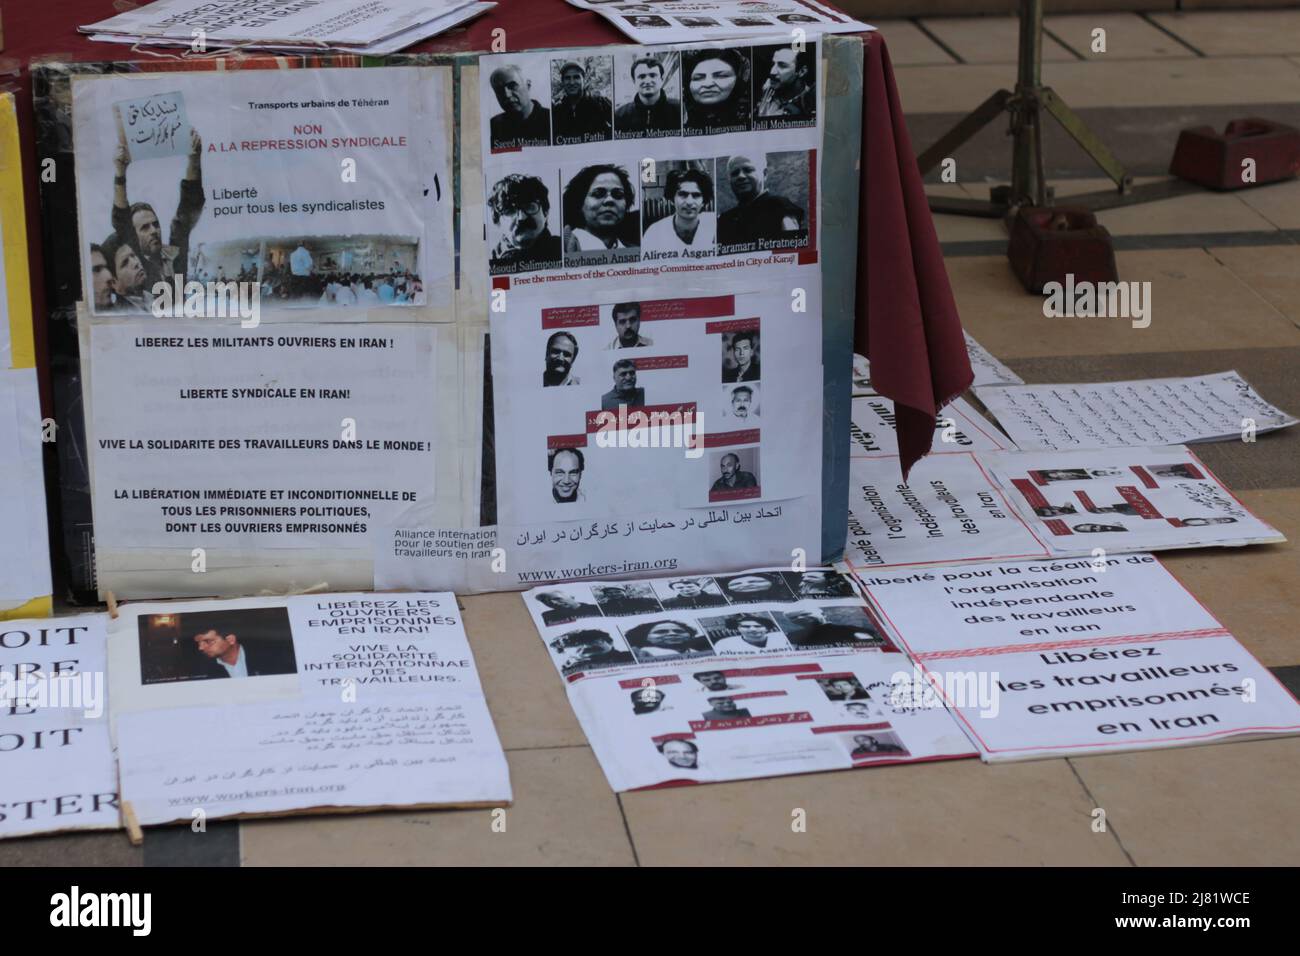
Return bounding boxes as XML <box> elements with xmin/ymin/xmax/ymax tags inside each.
<box><xmin>622</xmin><ymin>619</ymin><xmax>716</xmax><ymax>662</ymax></box>
<box><xmin>562</xmin><ymin>163</ymin><xmax>640</xmax><ymax>263</ymax></box>
<box><xmin>682</xmin><ymin>48</ymin><xmax>752</xmax><ymax>135</ymax></box>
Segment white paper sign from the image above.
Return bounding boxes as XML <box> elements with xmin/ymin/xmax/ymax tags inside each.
<box><xmin>492</xmin><ymin>288</ymin><xmax>821</xmax><ymax>524</ymax></box>
<box><xmin>522</xmin><ymin>566</ymin><xmax>973</xmax><ymax>790</ymax></box>
<box><xmin>87</xmin><ymin>322</ymin><xmax>438</xmax><ymax>554</ymax></box>
<box><xmin>844</xmin><ymin>454</ymin><xmax>1051</xmax><ymax>572</ymax></box>
<box><xmin>850</xmin><ymin>395</ymin><xmax>1014</xmax><ymax>458</ymax></box>
<box><xmin>983</xmin><ymin>446</ymin><xmax>1286</xmax><ymax>554</ymax></box>
<box><xmin>976</xmin><ymin>371</ymin><xmax>1297</xmax><ymax>451</ymax></box>
<box><xmin>1</xmin><ymin>614</ymin><xmax>119</xmax><ymax>839</ymax></box>
<box><xmin>859</xmin><ymin>555</ymin><xmax>1300</xmax><ymax>761</ymax></box>
<box><xmin>108</xmin><ymin>592</ymin><xmax>511</xmax><ymax>825</ymax></box>
<box><xmin>116</xmin><ymin>92</ymin><xmax>193</xmax><ymax>162</ymax></box>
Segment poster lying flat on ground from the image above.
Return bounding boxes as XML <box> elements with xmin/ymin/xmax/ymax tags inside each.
<box><xmin>850</xmin><ymin>395</ymin><xmax>1014</xmax><ymax>459</ymax></box>
<box><xmin>843</xmin><ymin>453</ymin><xmax>1052</xmax><ymax>571</ymax></box>
<box><xmin>851</xmin><ymin>332</ymin><xmax>1022</xmax><ymax>395</ymax></box>
<box><xmin>859</xmin><ymin>555</ymin><xmax>1300</xmax><ymax>761</ymax></box>
<box><xmin>107</xmin><ymin>592</ymin><xmax>510</xmax><ymax>826</ymax></box>
<box><xmin>983</xmin><ymin>446</ymin><xmax>1285</xmax><ymax>554</ymax></box>
<box><xmin>522</xmin><ymin>567</ymin><xmax>975</xmax><ymax>791</ymax></box>
<box><xmin>975</xmin><ymin>371</ymin><xmax>1297</xmax><ymax>451</ymax></box>
<box><xmin>0</xmin><ymin>614</ymin><xmax>120</xmax><ymax>839</ymax></box>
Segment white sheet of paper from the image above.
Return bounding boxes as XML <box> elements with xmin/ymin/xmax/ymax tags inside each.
<box><xmin>115</xmin><ymin>92</ymin><xmax>192</xmax><ymax>162</ymax></box>
<box><xmin>0</xmin><ymin>369</ymin><xmax>52</xmax><ymax>612</ymax></box>
<box><xmin>859</xmin><ymin>555</ymin><xmax>1300</xmax><ymax>761</ymax></box>
<box><xmin>843</xmin><ymin>453</ymin><xmax>1051</xmax><ymax>572</ymax></box>
<box><xmin>521</xmin><ymin>566</ymin><xmax>974</xmax><ymax>790</ymax></box>
<box><xmin>851</xmin><ymin>395</ymin><xmax>1014</xmax><ymax>458</ymax></box>
<box><xmin>82</xmin><ymin>0</ymin><xmax>479</xmax><ymax>46</ymax></box>
<box><xmin>86</xmin><ymin>2</ymin><xmax>496</xmax><ymax>54</ymax></box>
<box><xmin>1</xmin><ymin>614</ymin><xmax>120</xmax><ymax>839</ymax></box>
<box><xmin>108</xmin><ymin>592</ymin><xmax>511</xmax><ymax>826</ymax></box>
<box><xmin>964</xmin><ymin>332</ymin><xmax>1023</xmax><ymax>387</ymax></box>
<box><xmin>976</xmin><ymin>371</ymin><xmax>1297</xmax><ymax>451</ymax></box>
<box><xmin>852</xmin><ymin>334</ymin><xmax>1022</xmax><ymax>395</ymax></box>
<box><xmin>87</xmin><ymin>322</ymin><xmax>438</xmax><ymax>554</ymax></box>
<box><xmin>492</xmin><ymin>288</ymin><xmax>821</xmax><ymax>524</ymax></box>
<box><xmin>565</xmin><ymin>0</ymin><xmax>872</xmax><ymax>44</ymax></box>
<box><xmin>982</xmin><ymin>446</ymin><xmax>1286</xmax><ymax>554</ymax></box>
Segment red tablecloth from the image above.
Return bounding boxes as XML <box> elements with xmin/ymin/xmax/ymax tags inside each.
<box><xmin>2</xmin><ymin>0</ymin><xmax>971</xmax><ymax>475</ymax></box>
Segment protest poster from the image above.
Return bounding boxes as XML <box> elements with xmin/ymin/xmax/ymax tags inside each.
<box><xmin>478</xmin><ymin>39</ymin><xmax>821</xmax><ymax>290</ymax></box>
<box><xmin>975</xmin><ymin>371</ymin><xmax>1297</xmax><ymax>451</ymax></box>
<box><xmin>564</xmin><ymin>0</ymin><xmax>871</xmax><ymax>44</ymax></box>
<box><xmin>0</xmin><ymin>614</ymin><xmax>119</xmax><ymax>839</ymax></box>
<box><xmin>86</xmin><ymin>322</ymin><xmax>439</xmax><ymax>589</ymax></box>
<box><xmin>72</xmin><ymin>65</ymin><xmax>452</xmax><ymax>317</ymax></box>
<box><xmin>858</xmin><ymin>555</ymin><xmax>1300</xmax><ymax>761</ymax></box>
<box><xmin>983</xmin><ymin>446</ymin><xmax>1286</xmax><ymax>554</ymax></box>
<box><xmin>107</xmin><ymin>592</ymin><xmax>510</xmax><ymax>826</ymax></box>
<box><xmin>491</xmin><ymin>289</ymin><xmax>820</xmax><ymax>524</ymax></box>
<box><xmin>843</xmin><ymin>453</ymin><xmax>1052</xmax><ymax>572</ymax></box>
<box><xmin>850</xmin><ymin>395</ymin><xmax>1014</xmax><ymax>459</ymax></box>
<box><xmin>522</xmin><ymin>567</ymin><xmax>974</xmax><ymax>790</ymax></box>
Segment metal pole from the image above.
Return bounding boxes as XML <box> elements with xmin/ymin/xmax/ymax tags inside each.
<box><xmin>1009</xmin><ymin>0</ymin><xmax>1045</xmax><ymax>209</ymax></box>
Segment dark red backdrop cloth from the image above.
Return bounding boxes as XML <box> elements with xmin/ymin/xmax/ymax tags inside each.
<box><xmin>1</xmin><ymin>0</ymin><xmax>971</xmax><ymax>474</ymax></box>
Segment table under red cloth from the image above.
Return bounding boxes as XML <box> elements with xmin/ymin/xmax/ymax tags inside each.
<box><xmin>1</xmin><ymin>0</ymin><xmax>971</xmax><ymax>475</ymax></box>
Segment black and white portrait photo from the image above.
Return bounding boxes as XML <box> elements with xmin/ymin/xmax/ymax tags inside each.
<box><xmin>721</xmin><ymin>329</ymin><xmax>760</xmax><ymax>382</ymax></box>
<box><xmin>613</xmin><ymin>51</ymin><xmax>682</xmax><ymax>139</ymax></box>
<box><xmin>683</xmin><ymin>47</ymin><xmax>753</xmax><ymax>136</ymax></box>
<box><xmin>543</xmin><ymin>330</ymin><xmax>582</xmax><ymax>387</ymax></box>
<box><xmin>708</xmin><ymin>448</ymin><xmax>760</xmax><ymax>501</ymax></box>
<box><xmin>717</xmin><ymin>151</ymin><xmax>809</xmax><ymax>253</ymax></box>
<box><xmin>488</xmin><ymin>173</ymin><xmax>563</xmax><ymax>275</ymax></box>
<box><xmin>550</xmin><ymin>56</ymin><xmax>614</xmax><ymax>145</ymax></box>
<box><xmin>753</xmin><ymin>43</ymin><xmax>816</xmax><ymax>129</ymax></box>
<box><xmin>622</xmin><ymin>619</ymin><xmax>716</xmax><ymax>662</ymax></box>
<box><xmin>601</xmin><ymin>357</ymin><xmax>646</xmax><ymax>409</ymax></box>
<box><xmin>487</xmin><ymin>59</ymin><xmax>553</xmax><ymax>150</ymax></box>
<box><xmin>562</xmin><ymin>163</ymin><xmax>641</xmax><ymax>265</ymax></box>
<box><xmin>548</xmin><ymin>446</ymin><xmax>586</xmax><ymax>503</ymax></box>
<box><xmin>640</xmin><ymin>160</ymin><xmax>717</xmax><ymax>257</ymax></box>
<box><xmin>722</xmin><ymin>383</ymin><xmax>759</xmax><ymax>422</ymax></box>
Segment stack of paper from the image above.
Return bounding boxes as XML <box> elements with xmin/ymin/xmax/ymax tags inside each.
<box><xmin>81</xmin><ymin>0</ymin><xmax>495</xmax><ymax>56</ymax></box>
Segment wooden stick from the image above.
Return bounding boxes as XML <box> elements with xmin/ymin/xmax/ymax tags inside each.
<box><xmin>122</xmin><ymin>802</ymin><xmax>143</xmax><ymax>846</ymax></box>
